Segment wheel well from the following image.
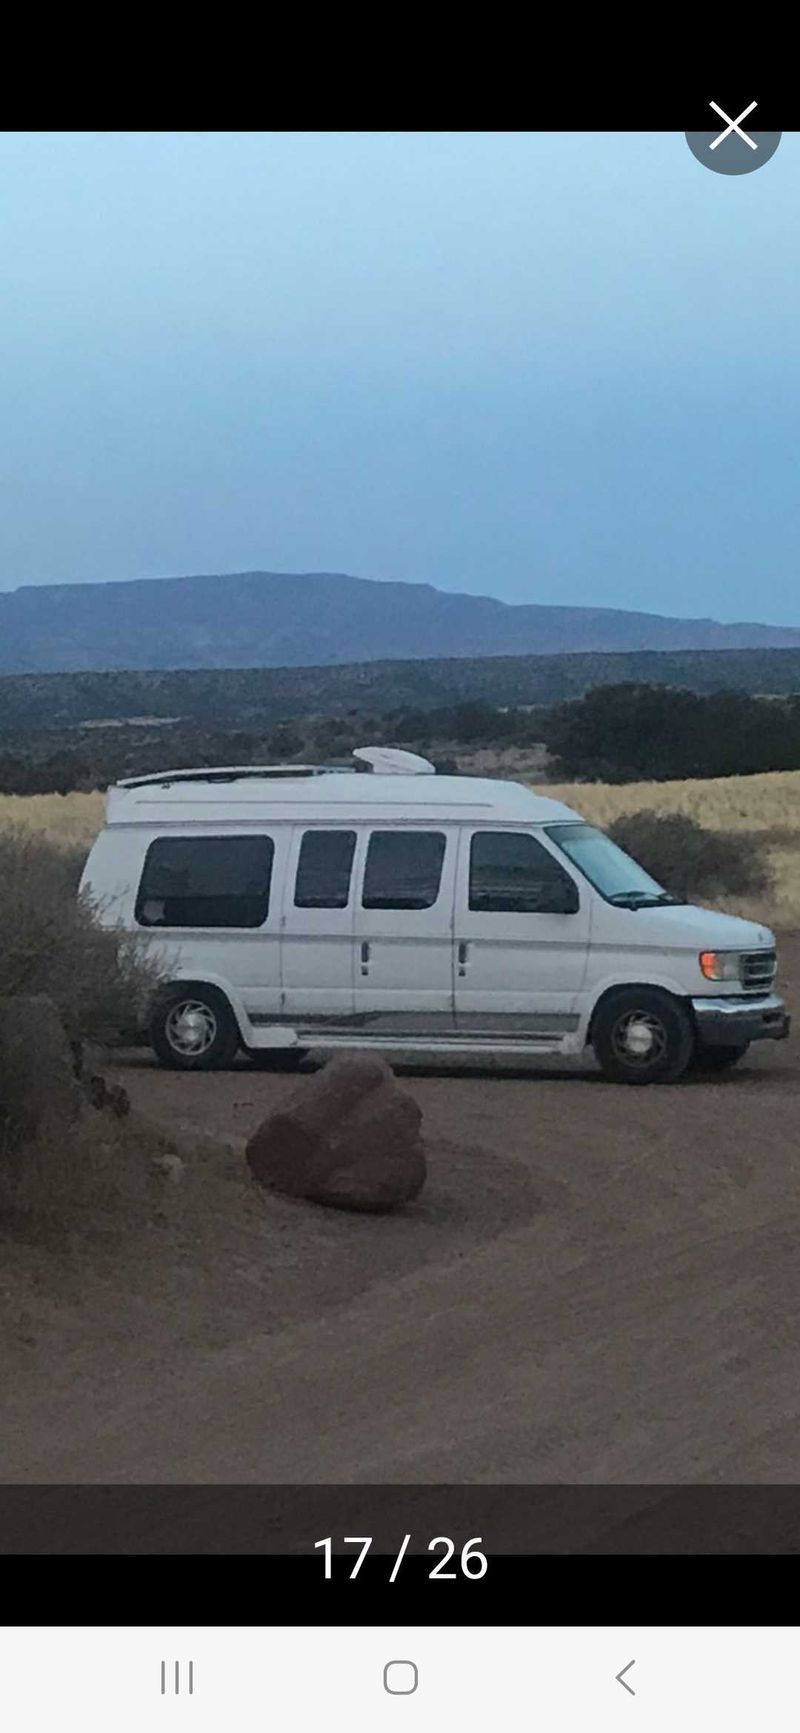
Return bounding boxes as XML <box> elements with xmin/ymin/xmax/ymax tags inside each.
<box><xmin>586</xmin><ymin>983</ymin><xmax>692</xmax><ymax>1043</ymax></box>
<box><xmin>151</xmin><ymin>979</ymin><xmax>240</xmax><ymax>1025</ymax></box>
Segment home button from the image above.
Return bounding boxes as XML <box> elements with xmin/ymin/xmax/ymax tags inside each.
<box><xmin>383</xmin><ymin>1660</ymin><xmax>419</xmax><ymax>1695</ymax></box>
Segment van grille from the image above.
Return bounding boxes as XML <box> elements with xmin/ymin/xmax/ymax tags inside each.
<box><xmin>741</xmin><ymin>950</ymin><xmax>777</xmax><ymax>991</ymax></box>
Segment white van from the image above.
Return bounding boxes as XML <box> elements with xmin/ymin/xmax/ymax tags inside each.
<box><xmin>79</xmin><ymin>747</ymin><xmax>790</xmax><ymax>1084</ymax></box>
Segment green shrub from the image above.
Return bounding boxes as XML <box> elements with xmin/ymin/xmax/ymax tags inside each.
<box><xmin>607</xmin><ymin>810</ymin><xmax>774</xmax><ymax>903</ymax></box>
<box><xmin>542</xmin><ymin>683</ymin><xmax>800</xmax><ymax>783</ymax></box>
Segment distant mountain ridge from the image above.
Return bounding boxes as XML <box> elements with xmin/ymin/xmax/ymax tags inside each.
<box><xmin>0</xmin><ymin>569</ymin><xmax>799</xmax><ymax>675</ymax></box>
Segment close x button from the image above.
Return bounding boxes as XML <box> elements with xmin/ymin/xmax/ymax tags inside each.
<box><xmin>686</xmin><ymin>100</ymin><xmax>781</xmax><ymax>173</ymax></box>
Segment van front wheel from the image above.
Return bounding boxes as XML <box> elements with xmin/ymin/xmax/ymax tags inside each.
<box><xmin>591</xmin><ymin>988</ymin><xmax>695</xmax><ymax>1084</ymax></box>
<box><xmin>150</xmin><ymin>985</ymin><xmax>240</xmax><ymax>1071</ymax></box>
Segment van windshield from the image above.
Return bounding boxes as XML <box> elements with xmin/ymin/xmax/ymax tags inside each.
<box><xmin>545</xmin><ymin>823</ymin><xmax>684</xmax><ymax>908</ymax></box>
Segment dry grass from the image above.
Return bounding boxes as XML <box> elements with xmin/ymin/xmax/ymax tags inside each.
<box><xmin>3</xmin><ymin>770</ymin><xmax>800</xmax><ymax>927</ymax></box>
<box><xmin>0</xmin><ymin>790</ymin><xmax>104</xmax><ymax>851</ymax></box>
<box><xmin>540</xmin><ymin>770</ymin><xmax>800</xmax><ymax>834</ymax></box>
<box><xmin>539</xmin><ymin>770</ymin><xmax>800</xmax><ymax>928</ymax></box>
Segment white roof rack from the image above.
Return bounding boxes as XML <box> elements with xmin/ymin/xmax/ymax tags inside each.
<box><xmin>116</xmin><ymin>746</ymin><xmax>437</xmax><ymax>792</ymax></box>
<box><xmin>117</xmin><ymin>765</ymin><xmax>336</xmax><ymax>789</ymax></box>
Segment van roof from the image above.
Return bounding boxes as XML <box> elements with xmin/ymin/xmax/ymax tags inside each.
<box><xmin>104</xmin><ymin>762</ymin><xmax>581</xmax><ymax>827</ymax></box>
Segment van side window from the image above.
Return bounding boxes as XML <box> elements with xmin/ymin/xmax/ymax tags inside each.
<box><xmin>362</xmin><ymin>831</ymin><xmax>446</xmax><ymax>910</ymax></box>
<box><xmin>294</xmin><ymin>830</ymin><xmax>356</xmax><ymax>908</ymax></box>
<box><xmin>135</xmin><ymin>835</ymin><xmax>274</xmax><ymax>928</ymax></box>
<box><xmin>469</xmin><ymin>831</ymin><xmax>578</xmax><ymax>913</ymax></box>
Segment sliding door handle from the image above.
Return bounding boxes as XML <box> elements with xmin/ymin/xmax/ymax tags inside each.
<box><xmin>360</xmin><ymin>940</ymin><xmax>371</xmax><ymax>975</ymax></box>
<box><xmin>457</xmin><ymin>940</ymin><xmax>469</xmax><ymax>975</ymax></box>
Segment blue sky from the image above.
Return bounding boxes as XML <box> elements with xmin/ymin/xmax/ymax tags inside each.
<box><xmin>1</xmin><ymin>130</ymin><xmax>797</xmax><ymax>621</ymax></box>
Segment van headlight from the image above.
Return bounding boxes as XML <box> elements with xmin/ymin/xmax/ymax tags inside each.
<box><xmin>699</xmin><ymin>950</ymin><xmax>744</xmax><ymax>982</ymax></box>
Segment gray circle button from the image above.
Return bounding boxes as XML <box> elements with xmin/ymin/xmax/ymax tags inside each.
<box><xmin>686</xmin><ymin>102</ymin><xmax>781</xmax><ymax>174</ymax></box>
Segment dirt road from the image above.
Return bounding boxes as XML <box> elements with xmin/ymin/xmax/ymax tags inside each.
<box><xmin>4</xmin><ymin>940</ymin><xmax>800</xmax><ymax>1486</ymax></box>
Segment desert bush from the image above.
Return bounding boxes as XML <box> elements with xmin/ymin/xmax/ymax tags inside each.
<box><xmin>607</xmin><ymin>810</ymin><xmax>774</xmax><ymax>903</ymax></box>
<box><xmin>543</xmin><ymin>683</ymin><xmax>800</xmax><ymax>783</ymax></box>
<box><xmin>0</xmin><ymin>826</ymin><xmax>162</xmax><ymax>1043</ymax></box>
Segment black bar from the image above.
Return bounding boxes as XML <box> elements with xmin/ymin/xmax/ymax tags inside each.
<box><xmin>4</xmin><ymin>106</ymin><xmax>798</xmax><ymax>133</ymax></box>
<box><xmin>2</xmin><ymin>1553</ymin><xmax>799</xmax><ymax>1625</ymax></box>
<box><xmin>3</xmin><ymin>1485</ymin><xmax>800</xmax><ymax>1555</ymax></box>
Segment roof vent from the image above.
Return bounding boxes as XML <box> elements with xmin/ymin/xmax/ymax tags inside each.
<box><xmin>352</xmin><ymin>746</ymin><xmax>436</xmax><ymax>776</ymax></box>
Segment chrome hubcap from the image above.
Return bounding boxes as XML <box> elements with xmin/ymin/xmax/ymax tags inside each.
<box><xmin>166</xmin><ymin>999</ymin><xmax>218</xmax><ymax>1056</ymax></box>
<box><xmin>611</xmin><ymin>1010</ymin><xmax>667</xmax><ymax>1066</ymax></box>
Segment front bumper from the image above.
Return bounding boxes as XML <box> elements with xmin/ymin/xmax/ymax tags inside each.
<box><xmin>691</xmin><ymin>993</ymin><xmax>790</xmax><ymax>1047</ymax></box>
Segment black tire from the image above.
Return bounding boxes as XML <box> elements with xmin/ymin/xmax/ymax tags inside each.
<box><xmin>247</xmin><ymin>1047</ymin><xmax>309</xmax><ymax>1072</ymax></box>
<box><xmin>690</xmin><ymin>1042</ymin><xmax>750</xmax><ymax>1074</ymax></box>
<box><xmin>150</xmin><ymin>983</ymin><xmax>241</xmax><ymax>1071</ymax></box>
<box><xmin>592</xmin><ymin>987</ymin><xmax>695</xmax><ymax>1084</ymax></box>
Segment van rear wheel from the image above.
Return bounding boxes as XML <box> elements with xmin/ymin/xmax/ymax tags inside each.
<box><xmin>150</xmin><ymin>985</ymin><xmax>240</xmax><ymax>1071</ymax></box>
<box><xmin>592</xmin><ymin>988</ymin><xmax>695</xmax><ymax>1084</ymax></box>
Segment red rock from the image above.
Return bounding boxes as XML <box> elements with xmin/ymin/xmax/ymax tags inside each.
<box><xmin>246</xmin><ymin>1052</ymin><xmax>427</xmax><ymax>1212</ymax></box>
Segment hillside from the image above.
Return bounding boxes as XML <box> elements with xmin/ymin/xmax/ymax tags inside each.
<box><xmin>3</xmin><ymin>645</ymin><xmax>800</xmax><ymax>736</ymax></box>
<box><xmin>1</xmin><ymin>570</ymin><xmax>800</xmax><ymax>675</ymax></box>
